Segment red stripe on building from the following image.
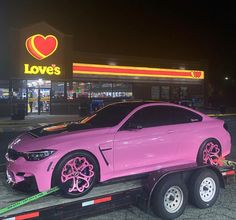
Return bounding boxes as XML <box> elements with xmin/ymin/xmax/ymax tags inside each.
<box><xmin>73</xmin><ymin>66</ymin><xmax>191</xmax><ymax>77</ymax></box>
<box><xmin>73</xmin><ymin>63</ymin><xmax>204</xmax><ymax>79</ymax></box>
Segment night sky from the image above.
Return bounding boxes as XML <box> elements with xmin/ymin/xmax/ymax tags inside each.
<box><xmin>1</xmin><ymin>1</ymin><xmax>236</xmax><ymax>88</ymax></box>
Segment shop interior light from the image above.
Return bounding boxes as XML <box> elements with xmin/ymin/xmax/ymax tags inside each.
<box><xmin>37</xmin><ymin>78</ymin><xmax>43</xmax><ymax>86</ymax></box>
<box><xmin>32</xmin><ymin>81</ymin><xmax>38</xmax><ymax>87</ymax></box>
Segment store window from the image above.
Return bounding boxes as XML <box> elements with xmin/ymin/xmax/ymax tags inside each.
<box><xmin>27</xmin><ymin>80</ymin><xmax>51</xmax><ymax>89</ymax></box>
<box><xmin>0</xmin><ymin>80</ymin><xmax>9</xmax><ymax>100</ymax></box>
<box><xmin>151</xmin><ymin>86</ymin><xmax>160</xmax><ymax>100</ymax></box>
<box><xmin>91</xmin><ymin>82</ymin><xmax>112</xmax><ymax>98</ymax></box>
<box><xmin>171</xmin><ymin>86</ymin><xmax>180</xmax><ymax>101</ymax></box>
<box><xmin>67</xmin><ymin>82</ymin><xmax>91</xmax><ymax>100</ymax></box>
<box><xmin>12</xmin><ymin>80</ymin><xmax>27</xmax><ymax>101</ymax></box>
<box><xmin>52</xmin><ymin>82</ymin><xmax>65</xmax><ymax>100</ymax></box>
<box><xmin>180</xmin><ymin>87</ymin><xmax>188</xmax><ymax>99</ymax></box>
<box><xmin>112</xmin><ymin>83</ymin><xmax>132</xmax><ymax>98</ymax></box>
<box><xmin>161</xmin><ymin>86</ymin><xmax>170</xmax><ymax>100</ymax></box>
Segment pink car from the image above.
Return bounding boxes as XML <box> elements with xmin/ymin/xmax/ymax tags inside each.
<box><xmin>6</xmin><ymin>102</ymin><xmax>231</xmax><ymax>197</ymax></box>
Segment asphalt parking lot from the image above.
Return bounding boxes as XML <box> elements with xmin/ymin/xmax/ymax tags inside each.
<box><xmin>0</xmin><ymin>114</ymin><xmax>236</xmax><ymax>219</ymax></box>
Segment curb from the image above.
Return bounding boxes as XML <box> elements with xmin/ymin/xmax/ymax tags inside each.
<box><xmin>0</xmin><ymin>123</ymin><xmax>49</xmax><ymax>132</ymax></box>
<box><xmin>0</xmin><ymin>126</ymin><xmax>34</xmax><ymax>133</ymax></box>
<box><xmin>207</xmin><ymin>113</ymin><xmax>236</xmax><ymax>117</ymax></box>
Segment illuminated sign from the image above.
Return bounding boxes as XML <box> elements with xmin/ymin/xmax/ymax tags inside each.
<box><xmin>24</xmin><ymin>64</ymin><xmax>61</xmax><ymax>75</ymax></box>
<box><xmin>25</xmin><ymin>34</ymin><xmax>58</xmax><ymax>60</ymax></box>
<box><xmin>73</xmin><ymin>63</ymin><xmax>204</xmax><ymax>79</ymax></box>
<box><xmin>23</xmin><ymin>34</ymin><xmax>62</xmax><ymax>77</ymax></box>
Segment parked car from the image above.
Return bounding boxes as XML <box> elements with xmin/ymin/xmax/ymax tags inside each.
<box><xmin>178</xmin><ymin>99</ymin><xmax>195</xmax><ymax>109</ymax></box>
<box><xmin>6</xmin><ymin>101</ymin><xmax>231</xmax><ymax>197</ymax></box>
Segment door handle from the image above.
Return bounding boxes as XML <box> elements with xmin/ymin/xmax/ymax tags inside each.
<box><xmin>167</xmin><ymin>130</ymin><xmax>174</xmax><ymax>134</ymax></box>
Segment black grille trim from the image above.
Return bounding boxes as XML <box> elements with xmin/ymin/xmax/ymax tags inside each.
<box><xmin>8</xmin><ymin>149</ymin><xmax>24</xmax><ymax>160</ymax></box>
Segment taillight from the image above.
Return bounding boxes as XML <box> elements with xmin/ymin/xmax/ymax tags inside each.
<box><xmin>223</xmin><ymin>123</ymin><xmax>229</xmax><ymax>131</ymax></box>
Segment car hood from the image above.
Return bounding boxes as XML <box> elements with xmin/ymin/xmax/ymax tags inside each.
<box><xmin>28</xmin><ymin>121</ymin><xmax>94</xmax><ymax>138</ymax></box>
<box><xmin>8</xmin><ymin>121</ymin><xmax>111</xmax><ymax>152</ymax></box>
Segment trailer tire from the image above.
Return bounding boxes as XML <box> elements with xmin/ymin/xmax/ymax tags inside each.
<box><xmin>151</xmin><ymin>176</ymin><xmax>188</xmax><ymax>220</ymax></box>
<box><xmin>52</xmin><ymin>151</ymin><xmax>98</xmax><ymax>198</ymax></box>
<box><xmin>189</xmin><ymin>168</ymin><xmax>220</xmax><ymax>209</ymax></box>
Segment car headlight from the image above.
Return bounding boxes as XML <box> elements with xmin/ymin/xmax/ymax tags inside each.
<box><xmin>23</xmin><ymin>150</ymin><xmax>56</xmax><ymax>161</ymax></box>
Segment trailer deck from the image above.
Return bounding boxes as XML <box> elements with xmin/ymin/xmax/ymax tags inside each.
<box><xmin>0</xmin><ymin>173</ymin><xmax>144</xmax><ymax>219</ymax></box>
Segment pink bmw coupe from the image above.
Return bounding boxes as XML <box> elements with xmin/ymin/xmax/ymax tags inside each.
<box><xmin>6</xmin><ymin>102</ymin><xmax>231</xmax><ymax>197</ymax></box>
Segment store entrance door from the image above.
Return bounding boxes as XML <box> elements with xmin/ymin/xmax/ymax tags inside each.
<box><xmin>28</xmin><ymin>88</ymin><xmax>51</xmax><ymax>114</ymax></box>
<box><xmin>39</xmin><ymin>88</ymin><xmax>50</xmax><ymax>113</ymax></box>
<box><xmin>28</xmin><ymin>88</ymin><xmax>39</xmax><ymax>114</ymax></box>
<box><xmin>27</xmin><ymin>80</ymin><xmax>51</xmax><ymax>114</ymax></box>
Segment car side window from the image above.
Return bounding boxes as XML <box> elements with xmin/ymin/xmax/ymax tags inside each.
<box><xmin>121</xmin><ymin>106</ymin><xmax>172</xmax><ymax>130</ymax></box>
<box><xmin>170</xmin><ymin>106</ymin><xmax>202</xmax><ymax>124</ymax></box>
<box><xmin>121</xmin><ymin>105</ymin><xmax>203</xmax><ymax>130</ymax></box>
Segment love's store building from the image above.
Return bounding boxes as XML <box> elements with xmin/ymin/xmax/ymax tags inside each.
<box><xmin>0</xmin><ymin>22</ymin><xmax>205</xmax><ymax>117</ymax></box>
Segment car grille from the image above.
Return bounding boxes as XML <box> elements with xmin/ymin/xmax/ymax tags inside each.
<box><xmin>8</xmin><ymin>149</ymin><xmax>23</xmax><ymax>160</ymax></box>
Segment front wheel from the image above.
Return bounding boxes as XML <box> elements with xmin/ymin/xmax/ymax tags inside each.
<box><xmin>52</xmin><ymin>151</ymin><xmax>99</xmax><ymax>198</ymax></box>
<box><xmin>151</xmin><ymin>176</ymin><xmax>188</xmax><ymax>220</ymax></box>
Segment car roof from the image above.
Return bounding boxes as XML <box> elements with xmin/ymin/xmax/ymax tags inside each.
<box><xmin>107</xmin><ymin>100</ymin><xmax>164</xmax><ymax>108</ymax></box>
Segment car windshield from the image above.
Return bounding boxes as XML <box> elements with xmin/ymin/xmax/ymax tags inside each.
<box><xmin>80</xmin><ymin>102</ymin><xmax>142</xmax><ymax>128</ymax></box>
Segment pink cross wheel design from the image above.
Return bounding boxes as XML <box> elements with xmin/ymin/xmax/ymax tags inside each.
<box><xmin>202</xmin><ymin>142</ymin><xmax>221</xmax><ymax>166</ymax></box>
<box><xmin>61</xmin><ymin>156</ymin><xmax>95</xmax><ymax>193</ymax></box>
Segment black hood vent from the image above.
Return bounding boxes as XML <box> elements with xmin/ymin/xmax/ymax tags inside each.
<box><xmin>28</xmin><ymin>122</ymin><xmax>93</xmax><ymax>138</ymax></box>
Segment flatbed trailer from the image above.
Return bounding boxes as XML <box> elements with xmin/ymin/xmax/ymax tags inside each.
<box><xmin>0</xmin><ymin>174</ymin><xmax>144</xmax><ymax>220</ymax></box>
<box><xmin>0</xmin><ymin>162</ymin><xmax>235</xmax><ymax>220</ymax></box>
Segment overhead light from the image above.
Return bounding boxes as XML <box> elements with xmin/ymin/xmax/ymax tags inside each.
<box><xmin>108</xmin><ymin>61</ymin><xmax>117</xmax><ymax>66</ymax></box>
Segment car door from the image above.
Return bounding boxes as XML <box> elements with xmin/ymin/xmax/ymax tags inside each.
<box><xmin>167</xmin><ymin>106</ymin><xmax>203</xmax><ymax>162</ymax></box>
<box><xmin>113</xmin><ymin>105</ymin><xmax>181</xmax><ymax>176</ymax></box>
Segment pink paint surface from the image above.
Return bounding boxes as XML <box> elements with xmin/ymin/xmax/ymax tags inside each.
<box><xmin>6</xmin><ymin>103</ymin><xmax>231</xmax><ymax>192</ymax></box>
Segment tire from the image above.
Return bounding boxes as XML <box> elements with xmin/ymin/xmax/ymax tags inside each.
<box><xmin>197</xmin><ymin>139</ymin><xmax>222</xmax><ymax>166</ymax></box>
<box><xmin>189</xmin><ymin>168</ymin><xmax>220</xmax><ymax>209</ymax></box>
<box><xmin>52</xmin><ymin>151</ymin><xmax>99</xmax><ymax>198</ymax></box>
<box><xmin>151</xmin><ymin>176</ymin><xmax>188</xmax><ymax>220</ymax></box>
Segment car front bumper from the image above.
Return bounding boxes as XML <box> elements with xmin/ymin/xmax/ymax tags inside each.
<box><xmin>6</xmin><ymin>153</ymin><xmax>57</xmax><ymax>192</ymax></box>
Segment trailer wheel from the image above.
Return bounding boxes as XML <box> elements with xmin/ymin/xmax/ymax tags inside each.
<box><xmin>53</xmin><ymin>151</ymin><xmax>98</xmax><ymax>198</ymax></box>
<box><xmin>189</xmin><ymin>169</ymin><xmax>220</xmax><ymax>209</ymax></box>
<box><xmin>151</xmin><ymin>176</ymin><xmax>188</xmax><ymax>220</ymax></box>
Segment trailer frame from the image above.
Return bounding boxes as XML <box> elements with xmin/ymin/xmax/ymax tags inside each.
<box><xmin>0</xmin><ymin>162</ymin><xmax>235</xmax><ymax>220</ymax></box>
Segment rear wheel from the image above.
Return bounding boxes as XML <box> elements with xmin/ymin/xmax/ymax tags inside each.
<box><xmin>53</xmin><ymin>151</ymin><xmax>98</xmax><ymax>198</ymax></box>
<box><xmin>197</xmin><ymin>139</ymin><xmax>222</xmax><ymax>166</ymax></box>
<box><xmin>151</xmin><ymin>176</ymin><xmax>188</xmax><ymax>220</ymax></box>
